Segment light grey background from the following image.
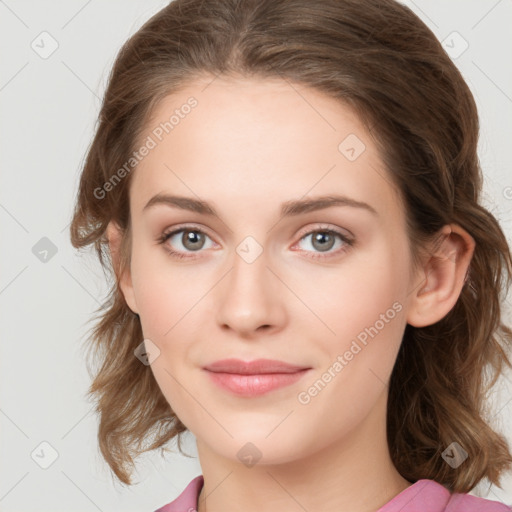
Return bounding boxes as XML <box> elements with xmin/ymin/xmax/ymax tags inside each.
<box><xmin>1</xmin><ymin>0</ymin><xmax>511</xmax><ymax>510</ymax></box>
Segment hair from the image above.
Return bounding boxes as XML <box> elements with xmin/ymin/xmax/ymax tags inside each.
<box><xmin>69</xmin><ymin>0</ymin><xmax>512</xmax><ymax>493</ymax></box>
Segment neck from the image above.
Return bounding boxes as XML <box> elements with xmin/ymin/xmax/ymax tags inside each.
<box><xmin>196</xmin><ymin>390</ymin><xmax>411</xmax><ymax>512</ymax></box>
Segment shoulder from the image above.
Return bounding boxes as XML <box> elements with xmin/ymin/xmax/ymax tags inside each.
<box><xmin>153</xmin><ymin>475</ymin><xmax>511</xmax><ymax>512</ymax></box>
<box><xmin>154</xmin><ymin>475</ymin><xmax>204</xmax><ymax>512</ymax></box>
<box><xmin>445</xmin><ymin>489</ymin><xmax>511</xmax><ymax>512</ymax></box>
<box><xmin>378</xmin><ymin>479</ymin><xmax>511</xmax><ymax>512</ymax></box>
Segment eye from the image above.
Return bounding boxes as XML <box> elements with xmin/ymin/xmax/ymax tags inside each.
<box><xmin>292</xmin><ymin>226</ymin><xmax>353</xmax><ymax>259</ymax></box>
<box><xmin>158</xmin><ymin>224</ymin><xmax>354</xmax><ymax>261</ymax></box>
<box><xmin>158</xmin><ymin>226</ymin><xmax>216</xmax><ymax>260</ymax></box>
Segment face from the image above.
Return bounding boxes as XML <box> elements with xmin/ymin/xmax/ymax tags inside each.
<box><xmin>119</xmin><ymin>75</ymin><xmax>419</xmax><ymax>465</ymax></box>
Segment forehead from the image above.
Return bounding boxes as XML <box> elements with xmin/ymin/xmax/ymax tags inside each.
<box><xmin>129</xmin><ymin>76</ymin><xmax>403</xmax><ymax>223</ymax></box>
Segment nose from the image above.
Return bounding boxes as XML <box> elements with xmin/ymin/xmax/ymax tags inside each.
<box><xmin>214</xmin><ymin>248</ymin><xmax>286</xmax><ymax>337</ymax></box>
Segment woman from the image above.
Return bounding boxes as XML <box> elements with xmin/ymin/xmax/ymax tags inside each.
<box><xmin>70</xmin><ymin>0</ymin><xmax>512</xmax><ymax>510</ymax></box>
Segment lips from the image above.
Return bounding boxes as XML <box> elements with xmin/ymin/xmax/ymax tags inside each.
<box><xmin>203</xmin><ymin>358</ymin><xmax>311</xmax><ymax>397</ymax></box>
<box><xmin>203</xmin><ymin>358</ymin><xmax>310</xmax><ymax>375</ymax></box>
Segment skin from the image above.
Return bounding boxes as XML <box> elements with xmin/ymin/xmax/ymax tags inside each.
<box><xmin>107</xmin><ymin>75</ymin><xmax>475</xmax><ymax>512</ymax></box>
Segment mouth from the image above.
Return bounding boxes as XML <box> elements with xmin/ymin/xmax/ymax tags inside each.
<box><xmin>203</xmin><ymin>358</ymin><xmax>310</xmax><ymax>374</ymax></box>
<box><xmin>203</xmin><ymin>359</ymin><xmax>311</xmax><ymax>397</ymax></box>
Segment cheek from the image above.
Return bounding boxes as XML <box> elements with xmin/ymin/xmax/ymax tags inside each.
<box><xmin>291</xmin><ymin>259</ymin><xmax>408</xmax><ymax>435</ymax></box>
<box><xmin>130</xmin><ymin>243</ymin><xmax>204</xmax><ymax>336</ymax></box>
<box><xmin>304</xmin><ymin>239</ymin><xmax>409</xmax><ymax>345</ymax></box>
<box><xmin>296</xmin><ymin>237</ymin><xmax>410</xmax><ymax>412</ymax></box>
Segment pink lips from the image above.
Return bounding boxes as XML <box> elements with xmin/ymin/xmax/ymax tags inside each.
<box><xmin>203</xmin><ymin>358</ymin><xmax>311</xmax><ymax>397</ymax></box>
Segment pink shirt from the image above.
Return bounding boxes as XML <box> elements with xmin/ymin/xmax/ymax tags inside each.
<box><xmin>154</xmin><ymin>475</ymin><xmax>511</xmax><ymax>511</ymax></box>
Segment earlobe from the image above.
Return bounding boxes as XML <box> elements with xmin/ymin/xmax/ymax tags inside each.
<box><xmin>106</xmin><ymin>220</ymin><xmax>139</xmax><ymax>315</ymax></box>
<box><xmin>406</xmin><ymin>224</ymin><xmax>475</xmax><ymax>328</ymax></box>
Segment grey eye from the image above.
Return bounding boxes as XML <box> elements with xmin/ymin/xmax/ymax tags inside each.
<box><xmin>180</xmin><ymin>230</ymin><xmax>207</xmax><ymax>251</ymax></box>
<box><xmin>310</xmin><ymin>231</ymin><xmax>336</xmax><ymax>252</ymax></box>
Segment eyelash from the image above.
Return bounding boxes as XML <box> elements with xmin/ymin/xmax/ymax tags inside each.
<box><xmin>157</xmin><ymin>224</ymin><xmax>354</xmax><ymax>261</ymax></box>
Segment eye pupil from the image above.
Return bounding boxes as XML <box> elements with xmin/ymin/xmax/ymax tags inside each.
<box><xmin>312</xmin><ymin>231</ymin><xmax>335</xmax><ymax>252</ymax></box>
<box><xmin>183</xmin><ymin>230</ymin><xmax>205</xmax><ymax>250</ymax></box>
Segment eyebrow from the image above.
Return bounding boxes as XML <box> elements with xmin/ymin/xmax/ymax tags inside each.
<box><xmin>142</xmin><ymin>193</ymin><xmax>378</xmax><ymax>217</ymax></box>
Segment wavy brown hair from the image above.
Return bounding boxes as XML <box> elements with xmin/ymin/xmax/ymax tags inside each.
<box><xmin>69</xmin><ymin>0</ymin><xmax>512</xmax><ymax>492</ymax></box>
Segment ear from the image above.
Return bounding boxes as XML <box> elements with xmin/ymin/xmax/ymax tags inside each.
<box><xmin>106</xmin><ymin>220</ymin><xmax>139</xmax><ymax>315</ymax></box>
<box><xmin>406</xmin><ymin>224</ymin><xmax>475</xmax><ymax>328</ymax></box>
